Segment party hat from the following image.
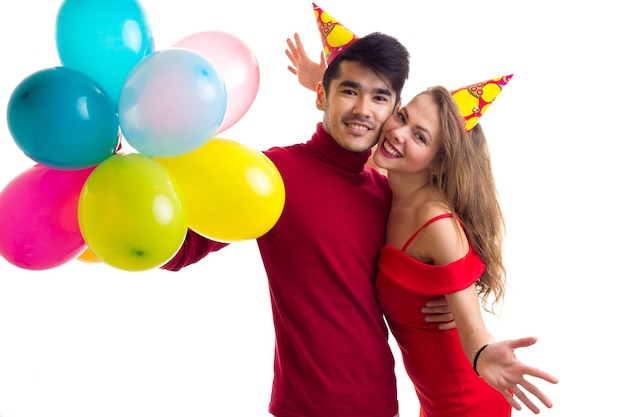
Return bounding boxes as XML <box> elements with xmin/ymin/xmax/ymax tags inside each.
<box><xmin>312</xmin><ymin>2</ymin><xmax>359</xmax><ymax>64</ymax></box>
<box><xmin>451</xmin><ymin>74</ymin><xmax>513</xmax><ymax>131</ymax></box>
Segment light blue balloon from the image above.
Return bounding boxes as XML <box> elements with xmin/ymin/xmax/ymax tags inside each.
<box><xmin>118</xmin><ymin>48</ymin><xmax>227</xmax><ymax>158</ymax></box>
<box><xmin>55</xmin><ymin>0</ymin><xmax>154</xmax><ymax>106</ymax></box>
<box><xmin>6</xmin><ymin>67</ymin><xmax>120</xmax><ymax>170</ymax></box>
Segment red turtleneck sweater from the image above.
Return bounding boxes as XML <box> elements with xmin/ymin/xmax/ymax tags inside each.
<box><xmin>162</xmin><ymin>123</ymin><xmax>397</xmax><ymax>417</ymax></box>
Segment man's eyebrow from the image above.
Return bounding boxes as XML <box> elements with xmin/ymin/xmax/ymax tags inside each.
<box><xmin>373</xmin><ymin>87</ymin><xmax>393</xmax><ymax>97</ymax></box>
<box><xmin>337</xmin><ymin>80</ymin><xmax>392</xmax><ymax>97</ymax></box>
<box><xmin>337</xmin><ymin>80</ymin><xmax>361</xmax><ymax>89</ymax></box>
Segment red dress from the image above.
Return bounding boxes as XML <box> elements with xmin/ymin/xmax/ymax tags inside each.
<box><xmin>376</xmin><ymin>214</ymin><xmax>511</xmax><ymax>416</ymax></box>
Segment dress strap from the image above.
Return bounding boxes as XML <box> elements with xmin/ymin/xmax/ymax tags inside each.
<box><xmin>401</xmin><ymin>213</ymin><xmax>454</xmax><ymax>252</ymax></box>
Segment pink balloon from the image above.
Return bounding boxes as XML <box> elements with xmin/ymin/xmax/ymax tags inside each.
<box><xmin>0</xmin><ymin>164</ymin><xmax>95</xmax><ymax>270</ymax></box>
<box><xmin>174</xmin><ymin>31</ymin><xmax>260</xmax><ymax>134</ymax></box>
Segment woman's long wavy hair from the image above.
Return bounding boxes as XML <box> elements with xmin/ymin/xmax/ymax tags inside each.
<box><xmin>423</xmin><ymin>86</ymin><xmax>506</xmax><ymax>312</ymax></box>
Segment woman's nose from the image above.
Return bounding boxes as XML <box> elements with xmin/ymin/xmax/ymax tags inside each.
<box><xmin>389</xmin><ymin>127</ymin><xmax>406</xmax><ymax>143</ymax></box>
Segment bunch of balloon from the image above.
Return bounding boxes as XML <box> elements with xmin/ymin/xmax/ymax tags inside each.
<box><xmin>151</xmin><ymin>31</ymin><xmax>286</xmax><ymax>244</ymax></box>
<box><xmin>55</xmin><ymin>0</ymin><xmax>199</xmax><ymax>272</ymax></box>
<box><xmin>1</xmin><ymin>0</ymin><xmax>154</xmax><ymax>271</ymax></box>
<box><xmin>1</xmin><ymin>0</ymin><xmax>284</xmax><ymax>272</ymax></box>
<box><xmin>75</xmin><ymin>44</ymin><xmax>231</xmax><ymax>271</ymax></box>
<box><xmin>83</xmin><ymin>12</ymin><xmax>280</xmax><ymax>267</ymax></box>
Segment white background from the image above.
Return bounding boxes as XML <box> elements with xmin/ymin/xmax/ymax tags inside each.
<box><xmin>1</xmin><ymin>1</ymin><xmax>623</xmax><ymax>416</ymax></box>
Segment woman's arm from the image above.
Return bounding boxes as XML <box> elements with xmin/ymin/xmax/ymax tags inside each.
<box><xmin>445</xmin><ymin>285</ymin><xmax>493</xmax><ymax>361</ymax></box>
<box><xmin>446</xmin><ymin>287</ymin><xmax>558</xmax><ymax>413</ymax></box>
<box><xmin>422</xmin><ymin>216</ymin><xmax>558</xmax><ymax>413</ymax></box>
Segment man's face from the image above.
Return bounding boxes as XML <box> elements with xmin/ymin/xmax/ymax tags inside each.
<box><xmin>316</xmin><ymin>61</ymin><xmax>398</xmax><ymax>154</ymax></box>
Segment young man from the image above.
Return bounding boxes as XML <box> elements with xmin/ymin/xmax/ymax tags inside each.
<box><xmin>162</xmin><ymin>32</ymin><xmax>452</xmax><ymax>417</ymax></box>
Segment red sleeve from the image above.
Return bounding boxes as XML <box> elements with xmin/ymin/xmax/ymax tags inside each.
<box><xmin>160</xmin><ymin>228</ymin><xmax>229</xmax><ymax>271</ymax></box>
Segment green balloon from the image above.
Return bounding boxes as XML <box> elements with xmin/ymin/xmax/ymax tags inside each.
<box><xmin>78</xmin><ymin>153</ymin><xmax>188</xmax><ymax>271</ymax></box>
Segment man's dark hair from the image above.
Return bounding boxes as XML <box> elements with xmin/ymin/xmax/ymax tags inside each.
<box><xmin>322</xmin><ymin>32</ymin><xmax>410</xmax><ymax>105</ymax></box>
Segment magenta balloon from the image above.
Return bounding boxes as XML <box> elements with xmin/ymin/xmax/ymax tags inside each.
<box><xmin>0</xmin><ymin>165</ymin><xmax>94</xmax><ymax>270</ymax></box>
<box><xmin>173</xmin><ymin>31</ymin><xmax>260</xmax><ymax>134</ymax></box>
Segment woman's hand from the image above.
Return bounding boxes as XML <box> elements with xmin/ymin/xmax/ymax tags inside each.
<box><xmin>476</xmin><ymin>337</ymin><xmax>559</xmax><ymax>414</ymax></box>
<box><xmin>285</xmin><ymin>33</ymin><xmax>326</xmax><ymax>92</ymax></box>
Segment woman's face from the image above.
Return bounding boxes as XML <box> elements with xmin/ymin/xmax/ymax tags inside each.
<box><xmin>373</xmin><ymin>93</ymin><xmax>442</xmax><ymax>176</ymax></box>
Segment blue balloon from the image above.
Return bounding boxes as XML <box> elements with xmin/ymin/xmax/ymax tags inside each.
<box><xmin>6</xmin><ymin>67</ymin><xmax>120</xmax><ymax>170</ymax></box>
<box><xmin>55</xmin><ymin>0</ymin><xmax>154</xmax><ymax>106</ymax></box>
<box><xmin>118</xmin><ymin>48</ymin><xmax>227</xmax><ymax>158</ymax></box>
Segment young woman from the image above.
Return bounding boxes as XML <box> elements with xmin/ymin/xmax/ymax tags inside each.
<box><xmin>372</xmin><ymin>86</ymin><xmax>558</xmax><ymax>416</ymax></box>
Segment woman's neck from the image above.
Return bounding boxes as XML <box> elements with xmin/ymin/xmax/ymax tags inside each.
<box><xmin>387</xmin><ymin>172</ymin><xmax>431</xmax><ymax>207</ymax></box>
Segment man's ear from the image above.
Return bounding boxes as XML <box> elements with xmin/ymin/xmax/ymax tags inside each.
<box><xmin>315</xmin><ymin>82</ymin><xmax>325</xmax><ymax>111</ymax></box>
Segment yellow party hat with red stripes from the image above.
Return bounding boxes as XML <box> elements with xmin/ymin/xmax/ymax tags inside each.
<box><xmin>451</xmin><ymin>74</ymin><xmax>513</xmax><ymax>131</ymax></box>
<box><xmin>312</xmin><ymin>3</ymin><xmax>358</xmax><ymax>64</ymax></box>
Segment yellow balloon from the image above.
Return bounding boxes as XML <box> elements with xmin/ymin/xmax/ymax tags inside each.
<box><xmin>78</xmin><ymin>153</ymin><xmax>188</xmax><ymax>271</ymax></box>
<box><xmin>155</xmin><ymin>138</ymin><xmax>285</xmax><ymax>242</ymax></box>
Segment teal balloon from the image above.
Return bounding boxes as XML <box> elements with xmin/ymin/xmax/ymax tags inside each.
<box><xmin>6</xmin><ymin>67</ymin><xmax>120</xmax><ymax>170</ymax></box>
<box><xmin>55</xmin><ymin>0</ymin><xmax>154</xmax><ymax>106</ymax></box>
